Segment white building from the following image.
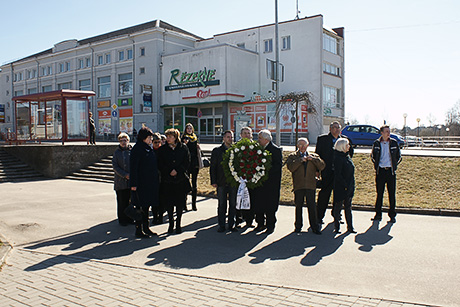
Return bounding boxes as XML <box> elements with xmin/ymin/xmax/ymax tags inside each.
<box><xmin>0</xmin><ymin>15</ymin><xmax>345</xmax><ymax>143</ymax></box>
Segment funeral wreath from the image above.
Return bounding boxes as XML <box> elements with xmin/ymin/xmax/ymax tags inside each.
<box><xmin>222</xmin><ymin>138</ymin><xmax>272</xmax><ymax>189</ymax></box>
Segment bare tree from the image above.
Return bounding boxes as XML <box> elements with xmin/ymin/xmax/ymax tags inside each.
<box><xmin>445</xmin><ymin>100</ymin><xmax>460</xmax><ymax>135</ymax></box>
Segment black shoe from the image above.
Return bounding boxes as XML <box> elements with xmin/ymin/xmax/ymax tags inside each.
<box><xmin>347</xmin><ymin>228</ymin><xmax>357</xmax><ymax>233</ymax></box>
<box><xmin>217</xmin><ymin>227</ymin><xmax>226</xmax><ymax>233</ymax></box>
<box><xmin>143</xmin><ymin>226</ymin><xmax>157</xmax><ymax>236</ymax></box>
<box><xmin>135</xmin><ymin>229</ymin><xmax>149</xmax><ymax>238</ymax></box>
<box><xmin>229</xmin><ymin>227</ymin><xmax>238</xmax><ymax>232</ymax></box>
<box><xmin>245</xmin><ymin>222</ymin><xmax>255</xmax><ymax>228</ymax></box>
<box><xmin>312</xmin><ymin>229</ymin><xmax>322</xmax><ymax>235</ymax></box>
<box><xmin>334</xmin><ymin>228</ymin><xmax>341</xmax><ymax>234</ymax></box>
<box><xmin>294</xmin><ymin>228</ymin><xmax>301</xmax><ymax>233</ymax></box>
<box><xmin>192</xmin><ymin>204</ymin><xmax>197</xmax><ymax>211</ymax></box>
<box><xmin>371</xmin><ymin>215</ymin><xmax>382</xmax><ymax>221</ymax></box>
<box><xmin>168</xmin><ymin>225</ymin><xmax>174</xmax><ymax>234</ymax></box>
<box><xmin>265</xmin><ymin>228</ymin><xmax>274</xmax><ymax>234</ymax></box>
<box><xmin>175</xmin><ymin>227</ymin><xmax>182</xmax><ymax>234</ymax></box>
<box><xmin>254</xmin><ymin>225</ymin><xmax>266</xmax><ymax>232</ymax></box>
<box><xmin>389</xmin><ymin>217</ymin><xmax>396</xmax><ymax>223</ymax></box>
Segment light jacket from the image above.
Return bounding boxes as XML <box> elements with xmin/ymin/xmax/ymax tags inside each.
<box><xmin>112</xmin><ymin>145</ymin><xmax>131</xmax><ymax>190</ymax></box>
<box><xmin>286</xmin><ymin>151</ymin><xmax>325</xmax><ymax>191</ymax></box>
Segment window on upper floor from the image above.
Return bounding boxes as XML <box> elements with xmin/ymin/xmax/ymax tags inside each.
<box><xmin>139</xmin><ymin>67</ymin><xmax>145</xmax><ymax>74</ymax></box>
<box><xmin>14</xmin><ymin>90</ymin><xmax>23</xmax><ymax>96</ymax></box>
<box><xmin>281</xmin><ymin>36</ymin><xmax>291</xmax><ymax>50</ymax></box>
<box><xmin>58</xmin><ymin>82</ymin><xmax>72</xmax><ymax>90</ymax></box>
<box><xmin>27</xmin><ymin>88</ymin><xmax>37</xmax><ymax>94</ymax></box>
<box><xmin>48</xmin><ymin>66</ymin><xmax>52</xmax><ymax>75</ymax></box>
<box><xmin>41</xmin><ymin>67</ymin><xmax>47</xmax><ymax>76</ymax></box>
<box><xmin>65</xmin><ymin>62</ymin><xmax>70</xmax><ymax>72</ymax></box>
<box><xmin>323</xmin><ymin>62</ymin><xmax>341</xmax><ymax>77</ymax></box>
<box><xmin>98</xmin><ymin>76</ymin><xmax>111</xmax><ymax>98</ymax></box>
<box><xmin>98</xmin><ymin>55</ymin><xmax>103</xmax><ymax>65</ymax></box>
<box><xmin>32</xmin><ymin>69</ymin><xmax>36</xmax><ymax>78</ymax></box>
<box><xmin>264</xmin><ymin>39</ymin><xmax>273</xmax><ymax>53</ymax></box>
<box><xmin>59</xmin><ymin>63</ymin><xmax>64</xmax><ymax>73</ymax></box>
<box><xmin>237</xmin><ymin>43</ymin><xmax>245</xmax><ymax>49</ymax></box>
<box><xmin>323</xmin><ymin>33</ymin><xmax>339</xmax><ymax>55</ymax></box>
<box><xmin>140</xmin><ymin>47</ymin><xmax>145</xmax><ymax>56</ymax></box>
<box><xmin>127</xmin><ymin>49</ymin><xmax>133</xmax><ymax>60</ymax></box>
<box><xmin>105</xmin><ymin>53</ymin><xmax>111</xmax><ymax>64</ymax></box>
<box><xmin>323</xmin><ymin>85</ymin><xmax>342</xmax><ymax>108</ymax></box>
<box><xmin>42</xmin><ymin>85</ymin><xmax>52</xmax><ymax>92</ymax></box>
<box><xmin>118</xmin><ymin>73</ymin><xmax>133</xmax><ymax>96</ymax></box>
<box><xmin>118</xmin><ymin>50</ymin><xmax>125</xmax><ymax>61</ymax></box>
<box><xmin>78</xmin><ymin>59</ymin><xmax>84</xmax><ymax>69</ymax></box>
<box><xmin>79</xmin><ymin>79</ymin><xmax>91</xmax><ymax>91</ymax></box>
<box><xmin>6</xmin><ymin>75</ymin><xmax>9</xmax><ymax>82</ymax></box>
<box><xmin>86</xmin><ymin>58</ymin><xmax>91</xmax><ymax>67</ymax></box>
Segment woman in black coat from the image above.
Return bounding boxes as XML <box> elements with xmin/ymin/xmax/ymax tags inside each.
<box><xmin>157</xmin><ymin>128</ymin><xmax>191</xmax><ymax>234</ymax></box>
<box><xmin>182</xmin><ymin>123</ymin><xmax>200</xmax><ymax>211</ymax></box>
<box><xmin>332</xmin><ymin>138</ymin><xmax>356</xmax><ymax>234</ymax></box>
<box><xmin>130</xmin><ymin>127</ymin><xmax>159</xmax><ymax>238</ymax></box>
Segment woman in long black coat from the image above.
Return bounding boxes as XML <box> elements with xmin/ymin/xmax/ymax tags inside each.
<box><xmin>130</xmin><ymin>127</ymin><xmax>159</xmax><ymax>238</ymax></box>
<box><xmin>157</xmin><ymin>128</ymin><xmax>191</xmax><ymax>234</ymax></box>
<box><xmin>182</xmin><ymin>123</ymin><xmax>200</xmax><ymax>211</ymax></box>
<box><xmin>332</xmin><ymin>138</ymin><xmax>356</xmax><ymax>234</ymax></box>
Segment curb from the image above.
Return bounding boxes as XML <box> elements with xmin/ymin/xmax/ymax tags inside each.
<box><xmin>197</xmin><ymin>192</ymin><xmax>460</xmax><ymax>217</ymax></box>
<box><xmin>0</xmin><ymin>233</ymin><xmax>12</xmax><ymax>269</ymax></box>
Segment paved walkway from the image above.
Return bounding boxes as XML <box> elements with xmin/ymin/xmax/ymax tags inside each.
<box><xmin>2</xmin><ymin>249</ymin><xmax>424</xmax><ymax>307</ymax></box>
<box><xmin>1</xmin><ymin>179</ymin><xmax>459</xmax><ymax>306</ymax></box>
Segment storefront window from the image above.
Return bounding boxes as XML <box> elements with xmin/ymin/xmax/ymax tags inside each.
<box><xmin>118</xmin><ymin>73</ymin><xmax>133</xmax><ymax>96</ymax></box>
<box><xmin>46</xmin><ymin>100</ymin><xmax>62</xmax><ymax>139</ymax></box>
<box><xmin>16</xmin><ymin>102</ymin><xmax>30</xmax><ymax>140</ymax></box>
<box><xmin>214</xmin><ymin>118</ymin><xmax>222</xmax><ymax>135</ymax></box>
<box><xmin>98</xmin><ymin>76</ymin><xmax>111</xmax><ymax>98</ymax></box>
<box><xmin>164</xmin><ymin>108</ymin><xmax>173</xmax><ymax>128</ymax></box>
<box><xmin>201</xmin><ymin>107</ymin><xmax>212</xmax><ymax>116</ymax></box>
<box><xmin>66</xmin><ymin>99</ymin><xmax>88</xmax><ymax>139</ymax></box>
<box><xmin>185</xmin><ymin>107</ymin><xmax>198</xmax><ymax>116</ymax></box>
<box><xmin>174</xmin><ymin>107</ymin><xmax>183</xmax><ymax>131</ymax></box>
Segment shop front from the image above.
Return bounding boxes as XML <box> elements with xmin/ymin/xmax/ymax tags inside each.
<box><xmin>12</xmin><ymin>90</ymin><xmax>95</xmax><ymax>143</ymax></box>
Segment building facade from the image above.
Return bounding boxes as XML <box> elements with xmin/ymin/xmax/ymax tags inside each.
<box><xmin>0</xmin><ymin>16</ymin><xmax>345</xmax><ymax>143</ymax></box>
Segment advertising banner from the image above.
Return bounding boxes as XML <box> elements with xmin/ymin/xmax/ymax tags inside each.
<box><xmin>0</xmin><ymin>104</ymin><xmax>4</xmax><ymax>123</ymax></box>
<box><xmin>98</xmin><ymin>110</ymin><xmax>111</xmax><ymax>135</ymax></box>
<box><xmin>97</xmin><ymin>100</ymin><xmax>110</xmax><ymax>108</ymax></box>
<box><xmin>117</xmin><ymin>98</ymin><xmax>132</xmax><ymax>107</ymax></box>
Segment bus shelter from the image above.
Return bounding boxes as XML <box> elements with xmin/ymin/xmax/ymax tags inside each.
<box><xmin>13</xmin><ymin>90</ymin><xmax>95</xmax><ymax>143</ymax></box>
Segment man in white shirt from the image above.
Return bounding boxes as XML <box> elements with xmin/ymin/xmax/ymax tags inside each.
<box><xmin>370</xmin><ymin>125</ymin><xmax>402</xmax><ymax>223</ymax></box>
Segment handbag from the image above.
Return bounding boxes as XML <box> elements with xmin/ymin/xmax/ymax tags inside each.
<box><xmin>124</xmin><ymin>191</ymin><xmax>143</xmax><ymax>221</ymax></box>
<box><xmin>197</xmin><ymin>146</ymin><xmax>210</xmax><ymax>168</ymax></box>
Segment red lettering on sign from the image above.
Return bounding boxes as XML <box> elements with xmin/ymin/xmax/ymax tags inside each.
<box><xmin>196</xmin><ymin>89</ymin><xmax>211</xmax><ymax>99</ymax></box>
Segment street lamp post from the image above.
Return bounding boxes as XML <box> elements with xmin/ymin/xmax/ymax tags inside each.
<box><xmin>403</xmin><ymin>113</ymin><xmax>407</xmax><ymax>138</ymax></box>
<box><xmin>416</xmin><ymin>118</ymin><xmax>420</xmax><ymax>137</ymax></box>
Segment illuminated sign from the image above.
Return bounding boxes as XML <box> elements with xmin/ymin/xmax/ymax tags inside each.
<box><xmin>165</xmin><ymin>68</ymin><xmax>220</xmax><ymax>91</ymax></box>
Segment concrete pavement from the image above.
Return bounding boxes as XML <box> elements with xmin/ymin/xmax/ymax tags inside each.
<box><xmin>1</xmin><ymin>179</ymin><xmax>459</xmax><ymax>306</ymax></box>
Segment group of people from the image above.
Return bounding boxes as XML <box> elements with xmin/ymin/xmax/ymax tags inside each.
<box><xmin>112</xmin><ymin>124</ymin><xmax>201</xmax><ymax>238</ymax></box>
<box><xmin>112</xmin><ymin>120</ymin><xmax>401</xmax><ymax>238</ymax></box>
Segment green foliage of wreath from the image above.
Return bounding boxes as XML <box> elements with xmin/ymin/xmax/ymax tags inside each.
<box><xmin>221</xmin><ymin>138</ymin><xmax>272</xmax><ymax>189</ymax></box>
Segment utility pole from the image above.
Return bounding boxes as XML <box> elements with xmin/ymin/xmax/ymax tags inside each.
<box><xmin>275</xmin><ymin>0</ymin><xmax>281</xmax><ymax>146</ymax></box>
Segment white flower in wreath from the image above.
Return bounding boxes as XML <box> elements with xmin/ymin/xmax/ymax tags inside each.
<box><xmin>257</xmin><ymin>150</ymin><xmax>262</xmax><ymax>154</ymax></box>
<box><xmin>261</xmin><ymin>171</ymin><xmax>265</xmax><ymax>176</ymax></box>
<box><xmin>262</xmin><ymin>159</ymin><xmax>266</xmax><ymax>163</ymax></box>
<box><xmin>234</xmin><ymin>148</ymin><xmax>239</xmax><ymax>153</ymax></box>
<box><xmin>263</xmin><ymin>152</ymin><xmax>267</xmax><ymax>156</ymax></box>
<box><xmin>249</xmin><ymin>145</ymin><xmax>254</xmax><ymax>150</ymax></box>
<box><xmin>241</xmin><ymin>146</ymin><xmax>245</xmax><ymax>150</ymax></box>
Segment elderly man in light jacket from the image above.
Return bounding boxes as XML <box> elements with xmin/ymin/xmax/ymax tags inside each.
<box><xmin>287</xmin><ymin>137</ymin><xmax>325</xmax><ymax>234</ymax></box>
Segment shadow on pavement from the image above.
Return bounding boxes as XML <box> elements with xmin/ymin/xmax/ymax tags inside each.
<box><xmin>145</xmin><ymin>217</ymin><xmax>267</xmax><ymax>269</ymax></box>
<box><xmin>24</xmin><ymin>220</ymin><xmax>164</xmax><ymax>271</ymax></box>
<box><xmin>248</xmin><ymin>223</ymin><xmax>351</xmax><ymax>266</ymax></box>
<box><xmin>355</xmin><ymin>220</ymin><xmax>393</xmax><ymax>252</ymax></box>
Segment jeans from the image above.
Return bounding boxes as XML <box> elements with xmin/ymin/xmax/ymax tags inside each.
<box><xmin>375</xmin><ymin>168</ymin><xmax>397</xmax><ymax>218</ymax></box>
<box><xmin>294</xmin><ymin>189</ymin><xmax>319</xmax><ymax>231</ymax></box>
<box><xmin>217</xmin><ymin>185</ymin><xmax>237</xmax><ymax>229</ymax></box>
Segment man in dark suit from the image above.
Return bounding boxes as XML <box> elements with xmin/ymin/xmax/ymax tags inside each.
<box><xmin>253</xmin><ymin>129</ymin><xmax>283</xmax><ymax>234</ymax></box>
<box><xmin>315</xmin><ymin>121</ymin><xmax>353</xmax><ymax>225</ymax></box>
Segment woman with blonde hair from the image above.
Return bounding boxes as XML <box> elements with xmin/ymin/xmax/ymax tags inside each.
<box><xmin>157</xmin><ymin>128</ymin><xmax>191</xmax><ymax>234</ymax></box>
<box><xmin>182</xmin><ymin>123</ymin><xmax>200</xmax><ymax>211</ymax></box>
<box><xmin>332</xmin><ymin>138</ymin><xmax>356</xmax><ymax>233</ymax></box>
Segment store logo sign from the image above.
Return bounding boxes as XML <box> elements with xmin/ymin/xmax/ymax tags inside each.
<box><xmin>196</xmin><ymin>89</ymin><xmax>210</xmax><ymax>99</ymax></box>
<box><xmin>165</xmin><ymin>68</ymin><xmax>220</xmax><ymax>91</ymax></box>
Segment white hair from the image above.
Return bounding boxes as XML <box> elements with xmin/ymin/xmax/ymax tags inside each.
<box><xmin>297</xmin><ymin>137</ymin><xmax>309</xmax><ymax>145</ymax></box>
<box><xmin>258</xmin><ymin>129</ymin><xmax>272</xmax><ymax>142</ymax></box>
<box><xmin>334</xmin><ymin>138</ymin><xmax>349</xmax><ymax>153</ymax></box>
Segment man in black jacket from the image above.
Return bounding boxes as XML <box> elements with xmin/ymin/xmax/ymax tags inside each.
<box><xmin>315</xmin><ymin>121</ymin><xmax>353</xmax><ymax>225</ymax></box>
<box><xmin>371</xmin><ymin>125</ymin><xmax>402</xmax><ymax>223</ymax></box>
<box><xmin>253</xmin><ymin>129</ymin><xmax>283</xmax><ymax>234</ymax></box>
<box><xmin>210</xmin><ymin>130</ymin><xmax>237</xmax><ymax>232</ymax></box>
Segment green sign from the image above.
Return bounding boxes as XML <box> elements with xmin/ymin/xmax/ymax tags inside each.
<box><xmin>166</xmin><ymin>68</ymin><xmax>219</xmax><ymax>91</ymax></box>
<box><xmin>118</xmin><ymin>98</ymin><xmax>132</xmax><ymax>106</ymax></box>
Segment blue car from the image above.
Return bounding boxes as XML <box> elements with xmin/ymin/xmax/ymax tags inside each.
<box><xmin>341</xmin><ymin>125</ymin><xmax>405</xmax><ymax>147</ymax></box>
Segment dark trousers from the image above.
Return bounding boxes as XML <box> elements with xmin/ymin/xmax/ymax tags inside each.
<box><xmin>217</xmin><ymin>186</ymin><xmax>237</xmax><ymax>229</ymax></box>
<box><xmin>375</xmin><ymin>168</ymin><xmax>397</xmax><ymax>218</ymax></box>
<box><xmin>167</xmin><ymin>191</ymin><xmax>186</xmax><ymax>229</ymax></box>
<box><xmin>116</xmin><ymin>189</ymin><xmax>133</xmax><ymax>224</ymax></box>
<box><xmin>189</xmin><ymin>168</ymin><xmax>199</xmax><ymax>207</ymax></box>
<box><xmin>89</xmin><ymin>130</ymin><xmax>96</xmax><ymax>144</ymax></box>
<box><xmin>294</xmin><ymin>189</ymin><xmax>319</xmax><ymax>231</ymax></box>
<box><xmin>317</xmin><ymin>176</ymin><xmax>333</xmax><ymax>221</ymax></box>
<box><xmin>333</xmin><ymin>197</ymin><xmax>353</xmax><ymax>231</ymax></box>
<box><xmin>254</xmin><ymin>194</ymin><xmax>279</xmax><ymax>231</ymax></box>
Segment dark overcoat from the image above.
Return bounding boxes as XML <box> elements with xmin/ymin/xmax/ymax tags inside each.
<box><xmin>129</xmin><ymin>141</ymin><xmax>159</xmax><ymax>209</ymax></box>
<box><xmin>156</xmin><ymin>142</ymin><xmax>191</xmax><ymax>196</ymax></box>
<box><xmin>332</xmin><ymin>150</ymin><xmax>355</xmax><ymax>203</ymax></box>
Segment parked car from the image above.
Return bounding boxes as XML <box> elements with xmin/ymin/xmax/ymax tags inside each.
<box><xmin>404</xmin><ymin>136</ymin><xmax>423</xmax><ymax>147</ymax></box>
<box><xmin>341</xmin><ymin>125</ymin><xmax>405</xmax><ymax>147</ymax></box>
<box><xmin>422</xmin><ymin>139</ymin><xmax>439</xmax><ymax>147</ymax></box>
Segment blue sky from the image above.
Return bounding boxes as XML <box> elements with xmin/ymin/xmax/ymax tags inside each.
<box><xmin>1</xmin><ymin>0</ymin><xmax>459</xmax><ymax>129</ymax></box>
